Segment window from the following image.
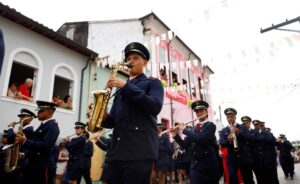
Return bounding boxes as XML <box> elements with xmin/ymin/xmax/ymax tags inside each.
<box><xmin>8</xmin><ymin>61</ymin><xmax>35</xmax><ymax>98</ymax></box>
<box><xmin>159</xmin><ymin>67</ymin><xmax>168</xmax><ymax>81</ymax></box>
<box><xmin>4</xmin><ymin>49</ymin><xmax>41</xmax><ymax>102</ymax></box>
<box><xmin>172</xmin><ymin>72</ymin><xmax>179</xmax><ymax>86</ymax></box>
<box><xmin>52</xmin><ymin>65</ymin><xmax>75</xmax><ymax>110</ymax></box>
<box><xmin>158</xmin><ymin>46</ymin><xmax>166</xmax><ymax>63</ymax></box>
<box><xmin>198</xmin><ymin>77</ymin><xmax>204</xmax><ymax>100</ymax></box>
<box><xmin>181</xmin><ymin>63</ymin><xmax>187</xmax><ymax>81</ymax></box>
<box><xmin>53</xmin><ymin>76</ymin><xmax>72</xmax><ymax>99</ymax></box>
<box><xmin>182</xmin><ymin>79</ymin><xmax>187</xmax><ymax>93</ymax></box>
<box><xmin>170</xmin><ymin>57</ymin><xmax>179</xmax><ymax>83</ymax></box>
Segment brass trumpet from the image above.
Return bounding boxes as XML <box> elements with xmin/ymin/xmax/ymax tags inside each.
<box><xmin>3</xmin><ymin>117</ymin><xmax>33</xmax><ymax>173</ymax></box>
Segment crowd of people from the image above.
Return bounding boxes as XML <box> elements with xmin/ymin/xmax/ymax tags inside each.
<box><xmin>6</xmin><ymin>78</ymin><xmax>73</xmax><ymax>110</ymax></box>
<box><xmin>7</xmin><ymin>78</ymin><xmax>34</xmax><ymax>102</ymax></box>
<box><xmin>0</xmin><ymin>42</ymin><xmax>297</xmax><ymax>184</ymax></box>
<box><xmin>0</xmin><ymin>104</ymin><xmax>95</xmax><ymax>184</ymax></box>
<box><xmin>52</xmin><ymin>94</ymin><xmax>73</xmax><ymax>110</ymax></box>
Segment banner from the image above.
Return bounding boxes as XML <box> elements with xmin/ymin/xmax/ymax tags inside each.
<box><xmin>166</xmin><ymin>90</ymin><xmax>189</xmax><ymax>105</ymax></box>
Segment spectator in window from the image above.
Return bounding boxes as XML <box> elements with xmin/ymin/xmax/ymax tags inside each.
<box><xmin>18</xmin><ymin>78</ymin><xmax>33</xmax><ymax>101</ymax></box>
<box><xmin>160</xmin><ymin>69</ymin><xmax>168</xmax><ymax>81</ymax></box>
<box><xmin>52</xmin><ymin>94</ymin><xmax>63</xmax><ymax>107</ymax></box>
<box><xmin>7</xmin><ymin>82</ymin><xmax>18</xmax><ymax>98</ymax></box>
<box><xmin>61</xmin><ymin>95</ymin><xmax>73</xmax><ymax>110</ymax></box>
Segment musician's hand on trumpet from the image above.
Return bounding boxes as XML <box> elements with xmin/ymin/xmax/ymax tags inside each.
<box><xmin>227</xmin><ymin>134</ymin><xmax>234</xmax><ymax>142</ymax></box>
<box><xmin>232</xmin><ymin>127</ymin><xmax>240</xmax><ymax>135</ymax></box>
<box><xmin>15</xmin><ymin>133</ymin><xmax>26</xmax><ymax>144</ymax></box>
<box><xmin>8</xmin><ymin>121</ymin><xmax>17</xmax><ymax>128</ymax></box>
<box><xmin>63</xmin><ymin>136</ymin><xmax>71</xmax><ymax>142</ymax></box>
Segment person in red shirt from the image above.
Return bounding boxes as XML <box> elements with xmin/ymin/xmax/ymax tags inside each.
<box><xmin>18</xmin><ymin>78</ymin><xmax>33</xmax><ymax>101</ymax></box>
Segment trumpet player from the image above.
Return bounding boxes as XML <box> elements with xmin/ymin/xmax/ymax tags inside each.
<box><xmin>219</xmin><ymin>108</ymin><xmax>254</xmax><ymax>184</ymax></box>
<box><xmin>0</xmin><ymin>130</ymin><xmax>9</xmax><ymax>184</ymax></box>
<box><xmin>64</xmin><ymin>122</ymin><xmax>86</xmax><ymax>184</ymax></box>
<box><xmin>7</xmin><ymin>108</ymin><xmax>36</xmax><ymax>144</ymax></box>
<box><xmin>170</xmin><ymin>100</ymin><xmax>220</xmax><ymax>184</ymax></box>
<box><xmin>6</xmin><ymin>108</ymin><xmax>36</xmax><ymax>183</ymax></box>
<box><xmin>15</xmin><ymin>100</ymin><xmax>60</xmax><ymax>184</ymax></box>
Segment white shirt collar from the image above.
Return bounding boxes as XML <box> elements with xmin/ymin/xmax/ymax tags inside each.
<box><xmin>23</xmin><ymin>124</ymin><xmax>33</xmax><ymax>130</ymax></box>
<box><xmin>227</xmin><ymin>122</ymin><xmax>237</xmax><ymax>127</ymax></box>
<box><xmin>74</xmin><ymin>134</ymin><xmax>84</xmax><ymax>138</ymax></box>
<box><xmin>42</xmin><ymin>118</ymin><xmax>54</xmax><ymax>124</ymax></box>
<box><xmin>129</xmin><ymin>75</ymin><xmax>137</xmax><ymax>81</ymax></box>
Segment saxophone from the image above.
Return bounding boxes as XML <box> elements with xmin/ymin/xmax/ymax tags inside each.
<box><xmin>4</xmin><ymin>118</ymin><xmax>29</xmax><ymax>173</ymax></box>
<box><xmin>87</xmin><ymin>62</ymin><xmax>132</xmax><ymax>133</ymax></box>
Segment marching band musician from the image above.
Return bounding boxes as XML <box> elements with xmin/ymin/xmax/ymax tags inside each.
<box><xmin>78</xmin><ymin>132</ymin><xmax>93</xmax><ymax>184</ymax></box>
<box><xmin>219</xmin><ymin>108</ymin><xmax>254</xmax><ymax>184</ymax></box>
<box><xmin>15</xmin><ymin>100</ymin><xmax>60</xmax><ymax>184</ymax></box>
<box><xmin>277</xmin><ymin>134</ymin><xmax>295</xmax><ymax>180</ymax></box>
<box><xmin>101</xmin><ymin>42</ymin><xmax>164</xmax><ymax>183</ymax></box>
<box><xmin>154</xmin><ymin>123</ymin><xmax>174</xmax><ymax>184</ymax></box>
<box><xmin>0</xmin><ymin>130</ymin><xmax>9</xmax><ymax>184</ymax></box>
<box><xmin>249</xmin><ymin>120</ymin><xmax>265</xmax><ymax>184</ymax></box>
<box><xmin>94</xmin><ymin>133</ymin><xmax>113</xmax><ymax>184</ymax></box>
<box><xmin>6</xmin><ymin>108</ymin><xmax>36</xmax><ymax>183</ymax></box>
<box><xmin>259</xmin><ymin>121</ymin><xmax>279</xmax><ymax>184</ymax></box>
<box><xmin>7</xmin><ymin>108</ymin><xmax>36</xmax><ymax>144</ymax></box>
<box><xmin>171</xmin><ymin>100</ymin><xmax>220</xmax><ymax>184</ymax></box>
<box><xmin>64</xmin><ymin>122</ymin><xmax>86</xmax><ymax>184</ymax></box>
<box><xmin>173</xmin><ymin>141</ymin><xmax>190</xmax><ymax>184</ymax></box>
<box><xmin>241</xmin><ymin>116</ymin><xmax>252</xmax><ymax>131</ymax></box>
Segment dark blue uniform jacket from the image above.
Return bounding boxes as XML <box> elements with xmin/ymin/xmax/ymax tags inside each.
<box><xmin>65</xmin><ymin>135</ymin><xmax>86</xmax><ymax>169</ymax></box>
<box><xmin>220</xmin><ymin>123</ymin><xmax>252</xmax><ymax>164</ymax></box>
<box><xmin>24</xmin><ymin>119</ymin><xmax>60</xmax><ymax>168</ymax></box>
<box><xmin>83</xmin><ymin>140</ymin><xmax>94</xmax><ymax>169</ymax></box>
<box><xmin>156</xmin><ymin>134</ymin><xmax>173</xmax><ymax>170</ymax></box>
<box><xmin>102</xmin><ymin>74</ymin><xmax>164</xmax><ymax>161</ymax></box>
<box><xmin>174</xmin><ymin>122</ymin><xmax>219</xmax><ymax>168</ymax></box>
<box><xmin>278</xmin><ymin>140</ymin><xmax>293</xmax><ymax>158</ymax></box>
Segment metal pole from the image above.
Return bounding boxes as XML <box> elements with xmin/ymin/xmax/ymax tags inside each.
<box><xmin>219</xmin><ymin>105</ymin><xmax>222</xmax><ymax>123</ymax></box>
<box><xmin>187</xmin><ymin>53</ymin><xmax>194</xmax><ymax>120</ymax></box>
<box><xmin>260</xmin><ymin>16</ymin><xmax>300</xmax><ymax>33</ymax></box>
<box><xmin>167</xmin><ymin>39</ymin><xmax>174</xmax><ymax>126</ymax></box>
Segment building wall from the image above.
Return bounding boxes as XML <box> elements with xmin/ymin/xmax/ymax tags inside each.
<box><xmin>84</xmin><ymin>17</ymin><xmax>214</xmax><ymax>126</ymax></box>
<box><xmin>0</xmin><ymin>17</ymin><xmax>88</xmax><ymax>137</ymax></box>
<box><xmin>63</xmin><ymin>15</ymin><xmax>215</xmax><ymax>128</ymax></box>
<box><xmin>80</xmin><ymin>61</ymin><xmax>129</xmax><ymax>123</ymax></box>
<box><xmin>87</xmin><ymin>20</ymin><xmax>144</xmax><ymax>61</ymax></box>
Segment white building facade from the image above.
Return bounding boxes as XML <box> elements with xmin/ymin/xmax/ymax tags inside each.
<box><xmin>59</xmin><ymin>13</ymin><xmax>215</xmax><ymax>129</ymax></box>
<box><xmin>0</xmin><ymin>3</ymin><xmax>98</xmax><ymax>136</ymax></box>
